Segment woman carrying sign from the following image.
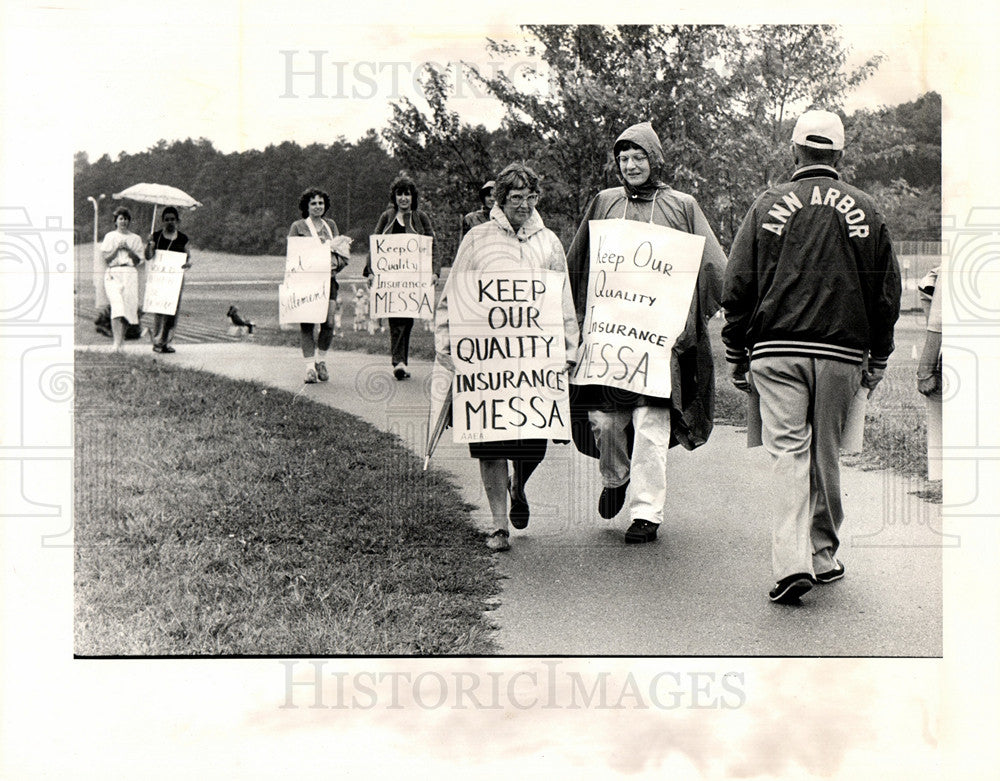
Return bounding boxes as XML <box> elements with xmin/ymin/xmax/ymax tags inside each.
<box><xmin>143</xmin><ymin>206</ymin><xmax>191</xmax><ymax>353</ymax></box>
<box><xmin>435</xmin><ymin>163</ymin><xmax>580</xmax><ymax>552</ymax></box>
<box><xmin>288</xmin><ymin>187</ymin><xmax>351</xmax><ymax>384</ymax></box>
<box><xmin>565</xmin><ymin>122</ymin><xmax>726</xmax><ymax>544</ymax></box>
<box><xmin>363</xmin><ymin>174</ymin><xmax>436</xmax><ymax>380</ymax></box>
<box><xmin>100</xmin><ymin>206</ymin><xmax>146</xmax><ymax>351</ymax></box>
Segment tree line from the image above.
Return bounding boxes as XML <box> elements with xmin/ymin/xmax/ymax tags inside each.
<box><xmin>74</xmin><ymin>130</ymin><xmax>400</xmax><ymax>255</ymax></box>
<box><xmin>74</xmin><ymin>25</ymin><xmax>940</xmax><ymax>261</ymax></box>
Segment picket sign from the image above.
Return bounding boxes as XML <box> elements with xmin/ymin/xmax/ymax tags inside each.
<box><xmin>571</xmin><ymin>219</ymin><xmax>705</xmax><ymax>398</ymax></box>
<box><xmin>142</xmin><ymin>249</ymin><xmax>187</xmax><ymax>315</ymax></box>
<box><xmin>279</xmin><ymin>237</ymin><xmax>331</xmax><ymax>325</ymax></box>
<box><xmin>448</xmin><ymin>267</ymin><xmax>570</xmax><ymax>443</ymax></box>
<box><xmin>368</xmin><ymin>234</ymin><xmax>435</xmax><ymax>319</ymax></box>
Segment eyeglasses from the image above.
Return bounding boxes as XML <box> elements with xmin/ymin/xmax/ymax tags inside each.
<box><xmin>506</xmin><ymin>194</ymin><xmax>539</xmax><ymax>207</ymax></box>
<box><xmin>618</xmin><ymin>153</ymin><xmax>649</xmax><ymax>165</ymax></box>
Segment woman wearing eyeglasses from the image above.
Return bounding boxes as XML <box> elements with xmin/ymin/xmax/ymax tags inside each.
<box><xmin>565</xmin><ymin>121</ymin><xmax>726</xmax><ymax>545</ymax></box>
<box><xmin>434</xmin><ymin>162</ymin><xmax>580</xmax><ymax>552</ymax></box>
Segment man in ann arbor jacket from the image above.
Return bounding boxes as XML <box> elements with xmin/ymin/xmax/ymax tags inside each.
<box><xmin>722</xmin><ymin>110</ymin><xmax>901</xmax><ymax>604</ymax></box>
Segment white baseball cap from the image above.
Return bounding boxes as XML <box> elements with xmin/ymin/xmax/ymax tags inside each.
<box><xmin>792</xmin><ymin>110</ymin><xmax>845</xmax><ymax>151</ymax></box>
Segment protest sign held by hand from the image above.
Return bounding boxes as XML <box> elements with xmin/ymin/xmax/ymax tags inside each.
<box><xmin>572</xmin><ymin>219</ymin><xmax>705</xmax><ymax>398</ymax></box>
<box><xmin>368</xmin><ymin>234</ymin><xmax>435</xmax><ymax>319</ymax></box>
<box><xmin>279</xmin><ymin>236</ymin><xmax>331</xmax><ymax>325</ymax></box>
<box><xmin>143</xmin><ymin>249</ymin><xmax>187</xmax><ymax>315</ymax></box>
<box><xmin>448</xmin><ymin>268</ymin><xmax>570</xmax><ymax>444</ymax></box>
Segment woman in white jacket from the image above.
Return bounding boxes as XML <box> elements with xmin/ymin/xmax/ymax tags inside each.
<box><xmin>434</xmin><ymin>163</ymin><xmax>580</xmax><ymax>551</ymax></box>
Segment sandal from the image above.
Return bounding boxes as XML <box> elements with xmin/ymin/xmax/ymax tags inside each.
<box><xmin>486</xmin><ymin>528</ymin><xmax>511</xmax><ymax>552</ymax></box>
<box><xmin>508</xmin><ymin>477</ymin><xmax>530</xmax><ymax>530</ymax></box>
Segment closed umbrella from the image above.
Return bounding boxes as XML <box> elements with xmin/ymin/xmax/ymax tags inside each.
<box><xmin>423</xmin><ymin>357</ymin><xmax>454</xmax><ymax>470</ymax></box>
<box><xmin>113</xmin><ymin>183</ymin><xmax>202</xmax><ymax>232</ymax></box>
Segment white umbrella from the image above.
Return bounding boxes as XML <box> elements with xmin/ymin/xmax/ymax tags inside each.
<box><xmin>113</xmin><ymin>183</ymin><xmax>202</xmax><ymax>231</ymax></box>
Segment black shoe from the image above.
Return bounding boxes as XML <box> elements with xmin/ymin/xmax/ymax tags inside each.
<box><xmin>393</xmin><ymin>367</ymin><xmax>410</xmax><ymax>380</ymax></box>
<box><xmin>624</xmin><ymin>518</ymin><xmax>658</xmax><ymax>544</ymax></box>
<box><xmin>815</xmin><ymin>561</ymin><xmax>845</xmax><ymax>584</ymax></box>
<box><xmin>160</xmin><ymin>344</ymin><xmax>175</xmax><ymax>353</ymax></box>
<box><xmin>769</xmin><ymin>573</ymin><xmax>815</xmax><ymax>604</ymax></box>
<box><xmin>598</xmin><ymin>480</ymin><xmax>629</xmax><ymax>519</ymax></box>
<box><xmin>508</xmin><ymin>477</ymin><xmax>529</xmax><ymax>530</ymax></box>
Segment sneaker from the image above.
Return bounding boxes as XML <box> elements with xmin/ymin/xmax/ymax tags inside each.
<box><xmin>486</xmin><ymin>529</ymin><xmax>510</xmax><ymax>552</ymax></box>
<box><xmin>598</xmin><ymin>480</ymin><xmax>629</xmax><ymax>519</ymax></box>
<box><xmin>815</xmin><ymin>561</ymin><xmax>845</xmax><ymax>584</ymax></box>
<box><xmin>624</xmin><ymin>518</ymin><xmax>658</xmax><ymax>544</ymax></box>
<box><xmin>315</xmin><ymin>361</ymin><xmax>329</xmax><ymax>382</ymax></box>
<box><xmin>304</xmin><ymin>367</ymin><xmax>318</xmax><ymax>384</ymax></box>
<box><xmin>768</xmin><ymin>573</ymin><xmax>815</xmax><ymax>604</ymax></box>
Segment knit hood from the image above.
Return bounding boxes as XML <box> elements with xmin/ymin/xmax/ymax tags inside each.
<box><xmin>489</xmin><ymin>202</ymin><xmax>545</xmax><ymax>239</ymax></box>
<box><xmin>613</xmin><ymin>122</ymin><xmax>667</xmax><ymax>199</ymax></box>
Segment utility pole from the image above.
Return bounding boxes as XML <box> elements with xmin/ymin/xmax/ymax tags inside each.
<box><xmin>87</xmin><ymin>194</ymin><xmax>107</xmax><ymax>309</ymax></box>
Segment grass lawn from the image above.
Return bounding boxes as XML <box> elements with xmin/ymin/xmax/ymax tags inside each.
<box><xmin>74</xmin><ymin>351</ymin><xmax>499</xmax><ymax>655</ymax></box>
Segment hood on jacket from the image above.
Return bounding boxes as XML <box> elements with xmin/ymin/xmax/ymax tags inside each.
<box><xmin>613</xmin><ymin>121</ymin><xmax>667</xmax><ymax>198</ymax></box>
<box><xmin>489</xmin><ymin>202</ymin><xmax>545</xmax><ymax>239</ymax></box>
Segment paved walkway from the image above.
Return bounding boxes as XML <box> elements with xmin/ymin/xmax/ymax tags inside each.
<box><xmin>84</xmin><ymin>341</ymin><xmax>944</xmax><ymax>656</ymax></box>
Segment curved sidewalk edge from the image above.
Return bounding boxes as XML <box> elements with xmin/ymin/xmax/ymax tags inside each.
<box><xmin>77</xmin><ymin>342</ymin><xmax>943</xmax><ymax>656</ymax></box>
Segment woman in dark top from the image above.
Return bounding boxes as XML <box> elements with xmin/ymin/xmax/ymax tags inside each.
<box><xmin>143</xmin><ymin>206</ymin><xmax>191</xmax><ymax>353</ymax></box>
<box><xmin>363</xmin><ymin>174</ymin><xmax>437</xmax><ymax>380</ymax></box>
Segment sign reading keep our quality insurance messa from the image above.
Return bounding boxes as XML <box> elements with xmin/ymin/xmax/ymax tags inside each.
<box><xmin>448</xmin><ymin>268</ymin><xmax>570</xmax><ymax>443</ymax></box>
<box><xmin>369</xmin><ymin>233</ymin><xmax>435</xmax><ymax>319</ymax></box>
<box><xmin>572</xmin><ymin>219</ymin><xmax>705</xmax><ymax>398</ymax></box>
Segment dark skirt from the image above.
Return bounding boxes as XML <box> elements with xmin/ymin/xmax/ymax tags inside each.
<box><xmin>468</xmin><ymin>438</ymin><xmax>547</xmax><ymax>462</ymax></box>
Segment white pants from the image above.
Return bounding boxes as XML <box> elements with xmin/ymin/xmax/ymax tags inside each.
<box><xmin>588</xmin><ymin>406</ymin><xmax>671</xmax><ymax>524</ymax></box>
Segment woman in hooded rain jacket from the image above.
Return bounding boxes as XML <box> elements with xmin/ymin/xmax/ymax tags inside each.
<box><xmin>565</xmin><ymin>121</ymin><xmax>726</xmax><ymax>544</ymax></box>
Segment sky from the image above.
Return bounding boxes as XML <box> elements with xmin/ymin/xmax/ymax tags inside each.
<box><xmin>2</xmin><ymin>0</ymin><xmax>999</xmax><ymax>778</ymax></box>
<box><xmin>55</xmin><ymin>17</ymin><xmax>937</xmax><ymax>160</ymax></box>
